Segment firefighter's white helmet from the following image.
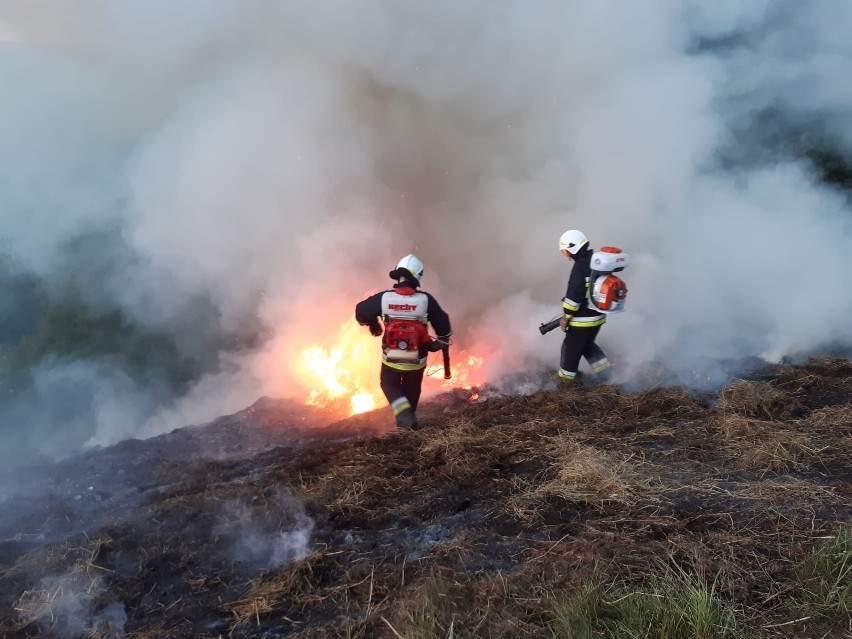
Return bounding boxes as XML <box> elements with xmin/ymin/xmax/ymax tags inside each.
<box><xmin>558</xmin><ymin>229</ymin><xmax>588</xmax><ymax>255</ymax></box>
<box><xmin>397</xmin><ymin>254</ymin><xmax>424</xmax><ymax>282</ymax></box>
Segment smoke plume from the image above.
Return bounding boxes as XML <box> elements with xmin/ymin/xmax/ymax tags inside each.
<box><xmin>213</xmin><ymin>491</ymin><xmax>315</xmax><ymax>569</ymax></box>
<box><xmin>1</xmin><ymin>1</ymin><xmax>850</xmax><ymax>463</ymax></box>
<box><xmin>16</xmin><ymin>568</ymin><xmax>127</xmax><ymax>638</ymax></box>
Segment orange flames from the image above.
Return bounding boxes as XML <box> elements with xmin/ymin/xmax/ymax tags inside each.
<box><xmin>296</xmin><ymin>319</ymin><xmax>485</xmax><ymax>416</ymax></box>
<box><xmin>297</xmin><ymin>321</ymin><xmax>382</xmax><ymax>415</ymax></box>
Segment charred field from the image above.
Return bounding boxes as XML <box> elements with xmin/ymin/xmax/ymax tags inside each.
<box><xmin>1</xmin><ymin>357</ymin><xmax>851</xmax><ymax>638</ymax></box>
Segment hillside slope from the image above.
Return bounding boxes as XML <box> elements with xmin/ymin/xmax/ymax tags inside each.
<box><xmin>1</xmin><ymin>358</ymin><xmax>851</xmax><ymax>638</ymax></box>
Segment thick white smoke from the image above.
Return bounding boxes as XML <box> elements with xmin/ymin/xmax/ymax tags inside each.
<box><xmin>1</xmin><ymin>1</ymin><xmax>850</xmax><ymax>460</ymax></box>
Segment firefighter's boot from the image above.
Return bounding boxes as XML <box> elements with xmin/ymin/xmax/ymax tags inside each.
<box><xmin>596</xmin><ymin>368</ymin><xmax>613</xmax><ymax>383</ymax></box>
<box><xmin>557</xmin><ymin>371</ymin><xmax>584</xmax><ymax>389</ymax></box>
<box><xmin>395</xmin><ymin>408</ymin><xmax>418</xmax><ymax>430</ymax></box>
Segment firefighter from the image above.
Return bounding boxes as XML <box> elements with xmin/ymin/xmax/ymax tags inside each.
<box><xmin>355</xmin><ymin>254</ymin><xmax>452</xmax><ymax>430</ymax></box>
<box><xmin>556</xmin><ymin>230</ymin><xmax>613</xmax><ymax>383</ymax></box>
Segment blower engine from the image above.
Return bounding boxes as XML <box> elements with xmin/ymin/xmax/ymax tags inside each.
<box><xmin>588</xmin><ymin>246</ymin><xmax>629</xmax><ymax>313</ymax></box>
<box><xmin>539</xmin><ymin>245</ymin><xmax>631</xmax><ymax>336</ymax></box>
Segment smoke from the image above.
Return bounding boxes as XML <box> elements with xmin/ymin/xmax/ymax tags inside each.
<box><xmin>213</xmin><ymin>490</ymin><xmax>315</xmax><ymax>569</ymax></box>
<box><xmin>1</xmin><ymin>1</ymin><xmax>851</xmax><ymax>462</ymax></box>
<box><xmin>17</xmin><ymin>568</ymin><xmax>127</xmax><ymax>638</ymax></box>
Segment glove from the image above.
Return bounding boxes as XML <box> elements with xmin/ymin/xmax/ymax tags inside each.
<box><xmin>369</xmin><ymin>321</ymin><xmax>383</xmax><ymax>337</ymax></box>
<box><xmin>559</xmin><ymin>314</ymin><xmax>572</xmax><ymax>332</ymax></box>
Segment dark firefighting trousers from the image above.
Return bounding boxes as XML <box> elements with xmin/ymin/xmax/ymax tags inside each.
<box><xmin>559</xmin><ymin>325</ymin><xmax>612</xmax><ymax>382</ymax></box>
<box><xmin>380</xmin><ymin>363</ymin><xmax>425</xmax><ymax>426</ymax></box>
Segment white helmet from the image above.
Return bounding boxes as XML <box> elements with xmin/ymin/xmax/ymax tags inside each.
<box><xmin>558</xmin><ymin>229</ymin><xmax>588</xmax><ymax>255</ymax></box>
<box><xmin>396</xmin><ymin>254</ymin><xmax>424</xmax><ymax>282</ymax></box>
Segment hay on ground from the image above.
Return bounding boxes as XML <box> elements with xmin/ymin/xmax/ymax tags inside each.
<box><xmin>714</xmin><ymin>415</ymin><xmax>816</xmax><ymax>474</ymax></box>
<box><xmin>719</xmin><ymin>380</ymin><xmax>802</xmax><ymax>420</ymax></box>
<box><xmin>509</xmin><ymin>434</ymin><xmax>652</xmax><ymax>515</ymax></box>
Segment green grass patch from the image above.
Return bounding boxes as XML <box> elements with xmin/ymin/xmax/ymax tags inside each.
<box><xmin>550</xmin><ymin>564</ymin><xmax>744</xmax><ymax>639</ymax></box>
<box><xmin>793</xmin><ymin>530</ymin><xmax>852</xmax><ymax>620</ymax></box>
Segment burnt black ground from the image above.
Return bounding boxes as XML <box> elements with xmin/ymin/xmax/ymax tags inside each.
<box><xmin>0</xmin><ymin>358</ymin><xmax>850</xmax><ymax>638</ymax></box>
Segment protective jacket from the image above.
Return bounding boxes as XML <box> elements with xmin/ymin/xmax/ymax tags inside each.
<box><xmin>355</xmin><ymin>279</ymin><xmax>452</xmax><ymax>371</ymax></box>
<box><xmin>562</xmin><ymin>249</ymin><xmax>606</xmax><ymax>328</ymax></box>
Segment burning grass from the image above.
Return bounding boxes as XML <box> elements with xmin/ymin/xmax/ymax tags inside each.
<box><xmin>0</xmin><ymin>357</ymin><xmax>851</xmax><ymax>638</ymax></box>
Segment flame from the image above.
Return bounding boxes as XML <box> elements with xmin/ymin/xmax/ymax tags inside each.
<box><xmin>297</xmin><ymin>321</ymin><xmax>382</xmax><ymax>415</ymax></box>
<box><xmin>350</xmin><ymin>391</ymin><xmax>376</xmax><ymax>414</ymax></box>
<box><xmin>296</xmin><ymin>318</ymin><xmax>487</xmax><ymax>416</ymax></box>
<box><xmin>429</xmin><ymin>353</ymin><xmax>486</xmax><ymax>401</ymax></box>
<box><xmin>433</xmin><ymin>354</ymin><xmax>484</xmax><ymax>389</ymax></box>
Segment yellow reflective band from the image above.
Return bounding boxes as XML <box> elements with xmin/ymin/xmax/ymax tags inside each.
<box><xmin>592</xmin><ymin>360</ymin><xmax>612</xmax><ymax>373</ymax></box>
<box><xmin>391</xmin><ymin>400</ymin><xmax>412</xmax><ymax>416</ymax></box>
<box><xmin>569</xmin><ymin>317</ymin><xmax>606</xmax><ymax>328</ymax></box>
<box><xmin>383</xmin><ymin>361</ymin><xmax>427</xmax><ymax>371</ymax></box>
<box><xmin>557</xmin><ymin>369</ymin><xmax>577</xmax><ymax>379</ymax></box>
<box><xmin>562</xmin><ymin>296</ymin><xmax>580</xmax><ymax>311</ymax></box>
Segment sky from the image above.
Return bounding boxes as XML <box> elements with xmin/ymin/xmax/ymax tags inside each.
<box><xmin>1</xmin><ymin>0</ymin><xmax>850</xmax><ymax>463</ymax></box>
